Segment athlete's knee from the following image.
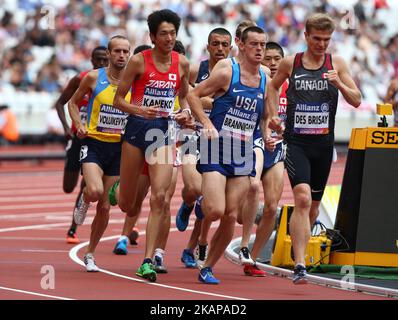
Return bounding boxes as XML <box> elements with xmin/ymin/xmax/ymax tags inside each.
<box><xmin>294</xmin><ymin>192</ymin><xmax>312</xmax><ymax>211</ymax></box>
<box><xmin>85</xmin><ymin>185</ymin><xmax>103</xmax><ymax>202</ymax></box>
<box><xmin>150</xmin><ymin>190</ymin><xmax>167</xmax><ymax>210</ymax></box>
<box><xmin>203</xmin><ymin>202</ymin><xmax>224</xmax><ymax>221</ymax></box>
<box><xmin>183</xmin><ymin>182</ymin><xmax>199</xmax><ymax>198</ymax></box>
<box><xmin>263</xmin><ymin>202</ymin><xmax>279</xmax><ymax>219</ymax></box>
<box><xmin>247</xmin><ymin>179</ymin><xmax>260</xmax><ymax>197</ymax></box>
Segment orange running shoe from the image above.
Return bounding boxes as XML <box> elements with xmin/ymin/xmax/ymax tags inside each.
<box><xmin>128</xmin><ymin>227</ymin><xmax>139</xmax><ymax>245</ymax></box>
<box><xmin>66</xmin><ymin>230</ymin><xmax>80</xmax><ymax>244</ymax></box>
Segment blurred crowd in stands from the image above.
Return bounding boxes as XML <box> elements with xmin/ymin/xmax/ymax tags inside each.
<box><xmin>0</xmin><ymin>0</ymin><xmax>397</xmax><ymax>143</ymax></box>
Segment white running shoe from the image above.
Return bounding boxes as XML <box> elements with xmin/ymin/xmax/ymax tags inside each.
<box><xmin>153</xmin><ymin>248</ymin><xmax>168</xmax><ymax>274</ymax></box>
<box><xmin>73</xmin><ymin>193</ymin><xmax>90</xmax><ymax>225</ymax></box>
<box><xmin>84</xmin><ymin>253</ymin><xmax>99</xmax><ymax>272</ymax></box>
<box><xmin>239</xmin><ymin>247</ymin><xmax>255</xmax><ymax>266</ymax></box>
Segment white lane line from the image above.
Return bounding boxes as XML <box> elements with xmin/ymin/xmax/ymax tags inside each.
<box><xmin>0</xmin><ymin>195</ymin><xmax>76</xmax><ymax>203</ymax></box>
<box><xmin>0</xmin><ymin>202</ymin><xmax>182</xmax><ymax>211</ymax></box>
<box><xmin>0</xmin><ymin>211</ymin><xmax>77</xmax><ymax>220</ymax></box>
<box><xmin>0</xmin><ymin>222</ymin><xmax>72</xmax><ymax>233</ymax></box>
<box><xmin>0</xmin><ymin>209</ymin><xmax>242</xmax><ymax>300</ymax></box>
<box><xmin>69</xmin><ymin>228</ymin><xmax>248</xmax><ymax>301</ymax></box>
<box><xmin>22</xmin><ymin>249</ymin><xmax>70</xmax><ymax>253</ymax></box>
<box><xmin>0</xmin><ymin>286</ymin><xmax>74</xmax><ymax>300</ymax></box>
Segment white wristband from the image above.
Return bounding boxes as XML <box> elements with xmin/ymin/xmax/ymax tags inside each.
<box><xmin>182</xmin><ymin>108</ymin><xmax>192</xmax><ymax>117</ymax></box>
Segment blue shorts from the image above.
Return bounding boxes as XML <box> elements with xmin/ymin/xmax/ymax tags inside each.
<box><xmin>80</xmin><ymin>137</ymin><xmax>121</xmax><ymax>176</ymax></box>
<box><xmin>196</xmin><ymin>137</ymin><xmax>256</xmax><ymax>177</ymax></box>
<box><xmin>65</xmin><ymin>136</ymin><xmax>82</xmax><ymax>172</ymax></box>
<box><xmin>262</xmin><ymin>142</ymin><xmax>285</xmax><ymax>174</ymax></box>
<box><xmin>122</xmin><ymin>115</ymin><xmax>172</xmax><ymax>154</ymax></box>
<box><xmin>252</xmin><ymin>128</ymin><xmax>264</xmax><ymax>149</ymax></box>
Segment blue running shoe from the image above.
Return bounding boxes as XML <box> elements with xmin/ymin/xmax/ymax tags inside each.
<box><xmin>198</xmin><ymin>267</ymin><xmax>219</xmax><ymax>284</ymax></box>
<box><xmin>292</xmin><ymin>264</ymin><xmax>308</xmax><ymax>285</ymax></box>
<box><xmin>181</xmin><ymin>249</ymin><xmax>197</xmax><ymax>268</ymax></box>
<box><xmin>113</xmin><ymin>238</ymin><xmax>128</xmax><ymax>255</ymax></box>
<box><xmin>176</xmin><ymin>202</ymin><xmax>194</xmax><ymax>231</ymax></box>
<box><xmin>194</xmin><ymin>196</ymin><xmax>204</xmax><ymax>220</ymax></box>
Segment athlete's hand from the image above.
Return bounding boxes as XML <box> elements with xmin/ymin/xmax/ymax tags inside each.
<box><xmin>269</xmin><ymin>116</ymin><xmax>284</xmax><ymax>135</ymax></box>
<box><xmin>324</xmin><ymin>70</ymin><xmax>341</xmax><ymax>87</ymax></box>
<box><xmin>183</xmin><ymin>116</ymin><xmax>196</xmax><ymax>130</ymax></box>
<box><xmin>201</xmin><ymin>120</ymin><xmax>218</xmax><ymax>140</ymax></box>
<box><xmin>142</xmin><ymin>106</ymin><xmax>160</xmax><ymax>119</ymax></box>
<box><xmin>264</xmin><ymin>137</ymin><xmax>281</xmax><ymax>152</ymax></box>
<box><xmin>174</xmin><ymin>110</ymin><xmax>192</xmax><ymax>126</ymax></box>
<box><xmin>76</xmin><ymin>124</ymin><xmax>87</xmax><ymax>139</ymax></box>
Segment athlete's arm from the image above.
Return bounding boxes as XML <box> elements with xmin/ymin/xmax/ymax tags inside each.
<box><xmin>211</xmin><ymin>58</ymin><xmax>231</xmax><ymax>73</ymax></box>
<box><xmin>385</xmin><ymin>79</ymin><xmax>398</xmax><ymax>109</ymax></box>
<box><xmin>54</xmin><ymin>75</ymin><xmax>81</xmax><ymax>137</ymax></box>
<box><xmin>198</xmin><ymin>58</ymin><xmax>231</xmax><ymax>109</ymax></box>
<box><xmin>189</xmin><ymin>63</ymin><xmax>200</xmax><ymax>86</ymax></box>
<box><xmin>113</xmin><ymin>54</ymin><xmax>158</xmax><ymax>119</ymax></box>
<box><xmin>267</xmin><ymin>57</ymin><xmax>291</xmax><ymax>132</ymax></box>
<box><xmin>264</xmin><ymin>74</ymin><xmax>282</xmax><ymax>151</ymax></box>
<box><xmin>68</xmin><ymin>71</ymin><xmax>97</xmax><ymax>139</ymax></box>
<box><xmin>175</xmin><ymin>55</ymin><xmax>193</xmax><ymax>125</ymax></box>
<box><xmin>329</xmin><ymin>56</ymin><xmax>361</xmax><ymax>108</ymax></box>
<box><xmin>260</xmin><ymin>64</ymin><xmax>271</xmax><ymax>77</ymax></box>
<box><xmin>187</xmin><ymin>67</ymin><xmax>230</xmax><ymax>139</ymax></box>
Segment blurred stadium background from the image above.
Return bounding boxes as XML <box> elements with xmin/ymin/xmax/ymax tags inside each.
<box><xmin>1</xmin><ymin>0</ymin><xmax>398</xmax><ymax>144</ymax></box>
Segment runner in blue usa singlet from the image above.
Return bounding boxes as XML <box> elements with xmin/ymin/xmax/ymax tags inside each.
<box><xmin>197</xmin><ymin>63</ymin><xmax>266</xmax><ymax>177</ymax></box>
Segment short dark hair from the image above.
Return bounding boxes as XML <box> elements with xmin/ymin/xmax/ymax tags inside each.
<box><xmin>240</xmin><ymin>26</ymin><xmax>265</xmax><ymax>43</ymax></box>
<box><xmin>133</xmin><ymin>44</ymin><xmax>151</xmax><ymax>55</ymax></box>
<box><xmin>108</xmin><ymin>35</ymin><xmax>129</xmax><ymax>51</ymax></box>
<box><xmin>173</xmin><ymin>40</ymin><xmax>185</xmax><ymax>55</ymax></box>
<box><xmin>91</xmin><ymin>46</ymin><xmax>107</xmax><ymax>58</ymax></box>
<box><xmin>266</xmin><ymin>42</ymin><xmax>284</xmax><ymax>57</ymax></box>
<box><xmin>208</xmin><ymin>28</ymin><xmax>232</xmax><ymax>44</ymax></box>
<box><xmin>147</xmin><ymin>9</ymin><xmax>181</xmax><ymax>36</ymax></box>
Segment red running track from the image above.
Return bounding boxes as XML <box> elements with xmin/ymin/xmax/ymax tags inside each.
<box><xmin>0</xmin><ymin>150</ymin><xmax>388</xmax><ymax>300</ymax></box>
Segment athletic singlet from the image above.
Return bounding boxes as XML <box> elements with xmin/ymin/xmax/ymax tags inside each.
<box><xmin>131</xmin><ymin>49</ymin><xmax>180</xmax><ymax>118</ymax></box>
<box><xmin>195</xmin><ymin>60</ymin><xmax>210</xmax><ymax>83</ymax></box>
<box><xmin>194</xmin><ymin>59</ymin><xmax>212</xmax><ymax>130</ymax></box>
<box><xmin>71</xmin><ymin>70</ymin><xmax>90</xmax><ymax>134</ymax></box>
<box><xmin>285</xmin><ymin>52</ymin><xmax>338</xmax><ymax>145</ymax></box>
<box><xmin>271</xmin><ymin>79</ymin><xmax>288</xmax><ymax>137</ymax></box>
<box><xmin>86</xmin><ymin>68</ymin><xmax>130</xmax><ymax>142</ymax></box>
<box><xmin>210</xmin><ymin>63</ymin><xmax>266</xmax><ymax>141</ymax></box>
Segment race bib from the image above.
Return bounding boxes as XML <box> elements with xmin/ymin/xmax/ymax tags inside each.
<box><xmin>221</xmin><ymin>113</ymin><xmax>257</xmax><ymax>141</ymax></box>
<box><xmin>142</xmin><ymin>87</ymin><xmax>176</xmax><ymax>117</ymax></box>
<box><xmin>97</xmin><ymin>104</ymin><xmax>128</xmax><ymax>134</ymax></box>
<box><xmin>293</xmin><ymin>103</ymin><xmax>329</xmax><ymax>135</ymax></box>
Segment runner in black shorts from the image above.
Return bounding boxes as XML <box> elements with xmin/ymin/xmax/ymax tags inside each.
<box><xmin>267</xmin><ymin>13</ymin><xmax>361</xmax><ymax>284</ymax></box>
<box><xmin>54</xmin><ymin>46</ymin><xmax>108</xmax><ymax>243</ymax></box>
